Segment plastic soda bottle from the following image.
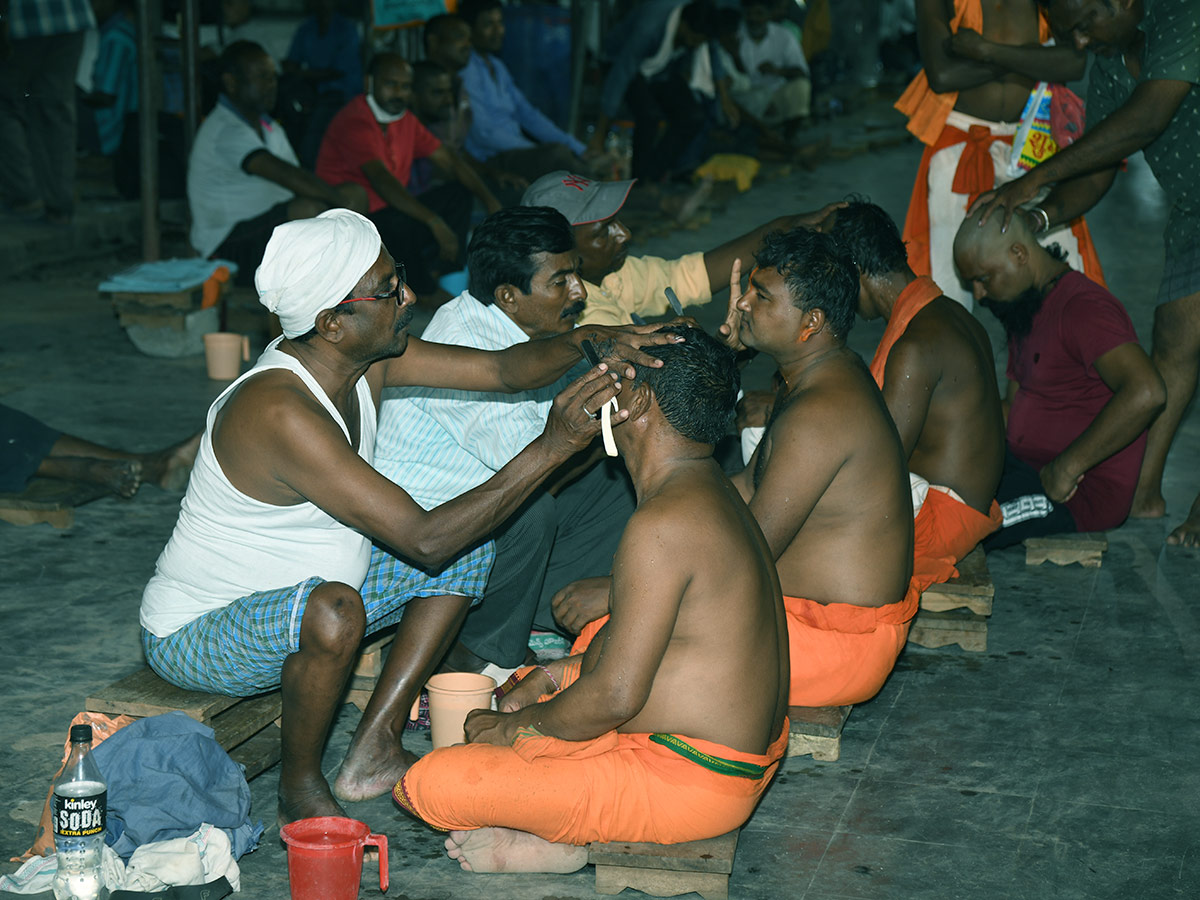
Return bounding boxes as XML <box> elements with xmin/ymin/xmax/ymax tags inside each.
<box><xmin>52</xmin><ymin>724</ymin><xmax>109</xmax><ymax>900</ymax></box>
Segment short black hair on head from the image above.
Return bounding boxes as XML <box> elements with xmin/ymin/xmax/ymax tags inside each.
<box><xmin>458</xmin><ymin>0</ymin><xmax>502</xmax><ymax>27</ymax></box>
<box><xmin>755</xmin><ymin>227</ymin><xmax>859</xmax><ymax>340</ymax></box>
<box><xmin>825</xmin><ymin>194</ymin><xmax>909</xmax><ymax>279</ymax></box>
<box><xmin>411</xmin><ymin>58</ymin><xmax>449</xmax><ymax>88</ymax></box>
<box><xmin>680</xmin><ymin>0</ymin><xmax>717</xmax><ymax>37</ymax></box>
<box><xmin>631</xmin><ymin>325</ymin><xmax>740</xmax><ymax>447</ymax></box>
<box><xmin>467</xmin><ymin>206</ymin><xmax>575</xmax><ymax>304</ymax></box>
<box><xmin>715</xmin><ymin>7</ymin><xmax>742</xmax><ymax>33</ymax></box>
<box><xmin>367</xmin><ymin>52</ymin><xmax>407</xmax><ymax>80</ymax></box>
<box><xmin>423</xmin><ymin>12</ymin><xmax>466</xmax><ymax>50</ymax></box>
<box><xmin>219</xmin><ymin>40</ymin><xmax>268</xmax><ymax>80</ymax></box>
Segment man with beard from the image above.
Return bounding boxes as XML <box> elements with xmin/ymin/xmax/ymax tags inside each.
<box><xmin>974</xmin><ymin>0</ymin><xmax>1199</xmax><ymax>546</ymax></box>
<box><xmin>375</xmin><ymin>207</ymin><xmax>681</xmax><ymax>676</ymax></box>
<box><xmin>139</xmin><ymin>209</ymin><xmax>670</xmax><ymax>824</ymax></box>
<box><xmin>824</xmin><ymin>198</ymin><xmax>1005</xmax><ymax>584</ymax></box>
<box><xmin>954</xmin><ymin>207</ymin><xmax>1165</xmax><ymax>546</ymax></box>
<box><xmin>188</xmin><ymin>41</ymin><xmax>368</xmax><ymax>285</ymax></box>
<box><xmin>316</xmin><ymin>54</ymin><xmax>501</xmax><ymax>305</ymax></box>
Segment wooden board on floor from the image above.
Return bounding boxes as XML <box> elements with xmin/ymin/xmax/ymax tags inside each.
<box><xmin>788</xmin><ymin>705</ymin><xmax>851</xmax><ymax>761</ymax></box>
<box><xmin>86</xmin><ymin>667</ymin><xmax>282</xmax><ymax>778</ymax></box>
<box><xmin>908</xmin><ymin>609</ymin><xmax>988</xmax><ymax>652</ymax></box>
<box><xmin>590</xmin><ymin>830</ymin><xmax>737</xmax><ymax>900</ymax></box>
<box><xmin>1025</xmin><ymin>533</ymin><xmax>1108</xmax><ymax>568</ymax></box>
<box><xmin>920</xmin><ymin>545</ymin><xmax>994</xmax><ymax>615</ymax></box>
<box><xmin>0</xmin><ymin>477</ymin><xmax>111</xmax><ymax>528</ymax></box>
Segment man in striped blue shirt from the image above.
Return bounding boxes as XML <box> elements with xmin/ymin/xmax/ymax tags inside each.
<box><xmin>376</xmin><ymin>206</ymin><xmax>670</xmax><ymax>671</ymax></box>
<box><xmin>0</xmin><ymin>0</ymin><xmax>96</xmax><ymax>222</ymax></box>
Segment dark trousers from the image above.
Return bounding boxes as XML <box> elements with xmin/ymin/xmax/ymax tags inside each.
<box><xmin>625</xmin><ymin>72</ymin><xmax>708</xmax><ymax>182</ymax></box>
<box><xmin>369</xmin><ymin>181</ymin><xmax>473</xmax><ymax>295</ymax></box>
<box><xmin>982</xmin><ymin>448</ymin><xmax>1077</xmax><ymax>551</ymax></box>
<box><xmin>0</xmin><ymin>30</ymin><xmax>86</xmax><ymax>215</ymax></box>
<box><xmin>456</xmin><ymin>458</ymin><xmax>637</xmax><ymax>666</ymax></box>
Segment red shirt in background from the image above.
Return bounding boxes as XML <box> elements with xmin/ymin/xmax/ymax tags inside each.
<box><xmin>1006</xmin><ymin>271</ymin><xmax>1147</xmax><ymax>532</ymax></box>
<box><xmin>315</xmin><ymin>95</ymin><xmax>441</xmax><ymax>213</ymax></box>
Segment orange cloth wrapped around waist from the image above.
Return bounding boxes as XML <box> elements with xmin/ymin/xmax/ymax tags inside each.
<box><xmin>395</xmin><ymin>714</ymin><xmax>789</xmax><ymax>846</ymax></box>
<box><xmin>913</xmin><ymin>489</ymin><xmax>1002</xmax><ymax>586</ymax></box>
<box><xmin>785</xmin><ymin>582</ymin><xmax>919</xmax><ymax>707</ymax></box>
<box><xmin>869</xmin><ymin>275</ymin><xmax>943</xmax><ymax>388</ymax></box>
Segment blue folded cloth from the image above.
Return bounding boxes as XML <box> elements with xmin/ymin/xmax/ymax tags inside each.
<box><xmin>99</xmin><ymin>259</ymin><xmax>239</xmax><ymax>294</ymax></box>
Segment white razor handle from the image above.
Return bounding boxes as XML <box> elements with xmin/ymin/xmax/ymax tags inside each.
<box><xmin>600</xmin><ymin>398</ymin><xmax>619</xmax><ymax>457</ymax></box>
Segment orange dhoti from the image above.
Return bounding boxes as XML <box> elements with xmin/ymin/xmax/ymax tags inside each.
<box><xmin>394</xmin><ymin>637</ymin><xmax>788</xmax><ymax>845</ymax></box>
<box><xmin>913</xmin><ymin>487</ymin><xmax>1002</xmax><ymax>586</ymax></box>
<box><xmin>785</xmin><ymin>582</ymin><xmax>920</xmax><ymax>708</ymax></box>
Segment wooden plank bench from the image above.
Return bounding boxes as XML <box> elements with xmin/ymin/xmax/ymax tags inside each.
<box><xmin>86</xmin><ymin>668</ymin><xmax>281</xmax><ymax>779</ymax></box>
<box><xmin>910</xmin><ymin>545</ymin><xmax>993</xmax><ymax>652</ymax></box>
<box><xmin>788</xmin><ymin>705</ymin><xmax>851</xmax><ymax>761</ymax></box>
<box><xmin>590</xmin><ymin>830</ymin><xmax>738</xmax><ymax>900</ymax></box>
<box><xmin>1025</xmin><ymin>532</ymin><xmax>1108</xmax><ymax>568</ymax></box>
<box><xmin>0</xmin><ymin>478</ymin><xmax>111</xmax><ymax>528</ymax></box>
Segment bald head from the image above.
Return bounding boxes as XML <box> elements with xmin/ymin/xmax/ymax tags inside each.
<box><xmin>954</xmin><ymin>207</ymin><xmax>1056</xmax><ymax>305</ymax></box>
<box><xmin>368</xmin><ymin>54</ymin><xmax>413</xmax><ymax>117</ymax></box>
<box><xmin>953</xmin><ymin>206</ymin><xmax>1036</xmax><ymax>265</ymax></box>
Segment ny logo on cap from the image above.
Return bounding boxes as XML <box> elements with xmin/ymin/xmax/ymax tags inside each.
<box><xmin>562</xmin><ymin>175</ymin><xmax>590</xmax><ymax>191</ymax></box>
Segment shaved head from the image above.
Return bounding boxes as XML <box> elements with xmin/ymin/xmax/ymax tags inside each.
<box><xmin>953</xmin><ymin>206</ymin><xmax>1036</xmax><ymax>268</ymax></box>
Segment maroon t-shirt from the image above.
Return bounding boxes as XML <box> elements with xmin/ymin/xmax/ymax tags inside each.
<box><xmin>1006</xmin><ymin>271</ymin><xmax>1147</xmax><ymax>531</ymax></box>
<box><xmin>315</xmin><ymin>95</ymin><xmax>441</xmax><ymax>213</ymax></box>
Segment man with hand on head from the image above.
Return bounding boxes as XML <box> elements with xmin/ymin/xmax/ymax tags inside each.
<box><xmin>954</xmin><ymin>207</ymin><xmax>1165</xmax><ymax>546</ymax></box>
<box><xmin>975</xmin><ymin>0</ymin><xmax>1200</xmax><ymax>545</ymax></box>
<box><xmin>521</xmin><ymin>169</ymin><xmax>844</xmax><ymax>327</ymax></box>
<box><xmin>376</xmin><ymin>206</ymin><xmax>683</xmax><ymax>676</ymax></box>
<box><xmin>317</xmin><ymin>53</ymin><xmax>501</xmax><ymax>306</ymax></box>
<box><xmin>394</xmin><ymin>327</ymin><xmax>789</xmax><ymax>875</ymax></box>
<box><xmin>139</xmin><ymin>209</ymin><xmax>670</xmax><ymax>825</ymax></box>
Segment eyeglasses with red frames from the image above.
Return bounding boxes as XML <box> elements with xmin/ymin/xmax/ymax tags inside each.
<box><xmin>341</xmin><ymin>264</ymin><xmax>407</xmax><ymax>305</ymax></box>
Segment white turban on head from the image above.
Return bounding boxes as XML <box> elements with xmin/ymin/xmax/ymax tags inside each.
<box><xmin>255</xmin><ymin>209</ymin><xmax>383</xmax><ymax>338</ymax></box>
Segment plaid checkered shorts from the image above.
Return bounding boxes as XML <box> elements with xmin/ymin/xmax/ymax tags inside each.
<box><xmin>142</xmin><ymin>541</ymin><xmax>494</xmax><ymax>696</ymax></box>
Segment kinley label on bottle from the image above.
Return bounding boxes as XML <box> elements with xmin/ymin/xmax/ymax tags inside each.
<box><xmin>52</xmin><ymin>792</ymin><xmax>107</xmax><ymax>837</ymax></box>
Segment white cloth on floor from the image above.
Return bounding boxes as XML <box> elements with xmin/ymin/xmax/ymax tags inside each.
<box><xmin>0</xmin><ymin>845</ymin><xmax>124</xmax><ymax>895</ymax></box>
<box><xmin>911</xmin><ymin>472</ymin><xmax>930</xmax><ymax>518</ymax></box>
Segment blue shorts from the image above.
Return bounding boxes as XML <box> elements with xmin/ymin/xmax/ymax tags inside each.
<box><xmin>142</xmin><ymin>541</ymin><xmax>493</xmax><ymax>696</ymax></box>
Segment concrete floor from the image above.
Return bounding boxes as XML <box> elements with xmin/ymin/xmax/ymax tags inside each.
<box><xmin>2</xmin><ymin>102</ymin><xmax>1198</xmax><ymax>900</ymax></box>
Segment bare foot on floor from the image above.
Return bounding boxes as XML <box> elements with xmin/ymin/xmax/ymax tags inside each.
<box><xmin>444</xmin><ymin>828</ymin><xmax>588</xmax><ymax>874</ymax></box>
<box><xmin>333</xmin><ymin>737</ymin><xmax>420</xmax><ymax>802</ymax></box>
<box><xmin>143</xmin><ymin>433</ymin><xmax>202</xmax><ymax>492</ymax></box>
<box><xmin>277</xmin><ymin>782</ymin><xmax>349</xmax><ymax>827</ymax></box>
<box><xmin>1167</xmin><ymin>515</ymin><xmax>1200</xmax><ymax>547</ymax></box>
<box><xmin>1128</xmin><ymin>491</ymin><xmax>1166</xmax><ymax>519</ymax></box>
<box><xmin>86</xmin><ymin>459</ymin><xmax>143</xmax><ymax>498</ymax></box>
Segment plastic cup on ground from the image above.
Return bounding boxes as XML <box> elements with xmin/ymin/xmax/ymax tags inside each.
<box><xmin>202</xmin><ymin>332</ymin><xmax>250</xmax><ymax>380</ymax></box>
<box><xmin>424</xmin><ymin>672</ymin><xmax>497</xmax><ymax>749</ymax></box>
<box><xmin>279</xmin><ymin>816</ymin><xmax>388</xmax><ymax>900</ymax></box>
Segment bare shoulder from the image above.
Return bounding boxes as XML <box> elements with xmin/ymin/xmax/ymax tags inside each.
<box><xmin>620</xmin><ymin>467</ymin><xmax>736</xmax><ymax>555</ymax></box>
<box><xmin>781</xmin><ymin>354</ymin><xmax>882</xmax><ymax>433</ymax></box>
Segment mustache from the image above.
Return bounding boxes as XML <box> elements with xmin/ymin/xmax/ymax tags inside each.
<box><xmin>561</xmin><ymin>300</ymin><xmax>586</xmax><ymax>319</ymax></box>
<box><xmin>396</xmin><ymin>306</ymin><xmax>415</xmax><ymax>331</ymax></box>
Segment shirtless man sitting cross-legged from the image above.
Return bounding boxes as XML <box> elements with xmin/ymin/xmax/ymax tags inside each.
<box><xmin>719</xmin><ymin>228</ymin><xmax>922</xmax><ymax>709</ymax></box>
<box><xmin>824</xmin><ymin>198</ymin><xmax>1005</xmax><ymax>584</ymax></box>
<box><xmin>394</xmin><ymin>326</ymin><xmax>789</xmax><ymax>874</ymax></box>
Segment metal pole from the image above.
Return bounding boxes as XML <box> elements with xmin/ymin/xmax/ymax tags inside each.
<box><xmin>181</xmin><ymin>0</ymin><xmax>199</xmax><ymax>154</ymax></box>
<box><xmin>136</xmin><ymin>0</ymin><xmax>160</xmax><ymax>261</ymax></box>
<box><xmin>567</xmin><ymin>0</ymin><xmax>585</xmax><ymax>137</ymax></box>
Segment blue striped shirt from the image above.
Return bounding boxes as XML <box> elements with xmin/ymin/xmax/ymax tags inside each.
<box><xmin>375</xmin><ymin>292</ymin><xmax>584</xmax><ymax>511</ymax></box>
<box><xmin>9</xmin><ymin>0</ymin><xmax>95</xmax><ymax>39</ymax></box>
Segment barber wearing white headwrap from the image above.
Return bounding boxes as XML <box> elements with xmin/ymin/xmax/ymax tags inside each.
<box><xmin>256</xmin><ymin>208</ymin><xmax>384</xmax><ymax>338</ymax></box>
<box><xmin>140</xmin><ymin>207</ymin><xmax>677</xmax><ymax>824</ymax></box>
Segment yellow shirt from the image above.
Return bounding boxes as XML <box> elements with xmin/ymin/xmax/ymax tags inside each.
<box><xmin>578</xmin><ymin>251</ymin><xmax>711</xmax><ymax>326</ymax></box>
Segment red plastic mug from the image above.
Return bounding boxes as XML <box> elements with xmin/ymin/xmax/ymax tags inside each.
<box><xmin>280</xmin><ymin>816</ymin><xmax>389</xmax><ymax>899</ymax></box>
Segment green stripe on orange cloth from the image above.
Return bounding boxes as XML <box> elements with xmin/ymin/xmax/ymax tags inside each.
<box><xmin>868</xmin><ymin>275</ymin><xmax>944</xmax><ymax>388</ymax></box>
<box><xmin>649</xmin><ymin>733</ymin><xmax>770</xmax><ymax>779</ymax></box>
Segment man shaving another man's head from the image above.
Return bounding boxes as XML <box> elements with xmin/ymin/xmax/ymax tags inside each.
<box><xmin>139</xmin><ymin>208</ymin><xmax>672</xmax><ymax>824</ymax></box>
